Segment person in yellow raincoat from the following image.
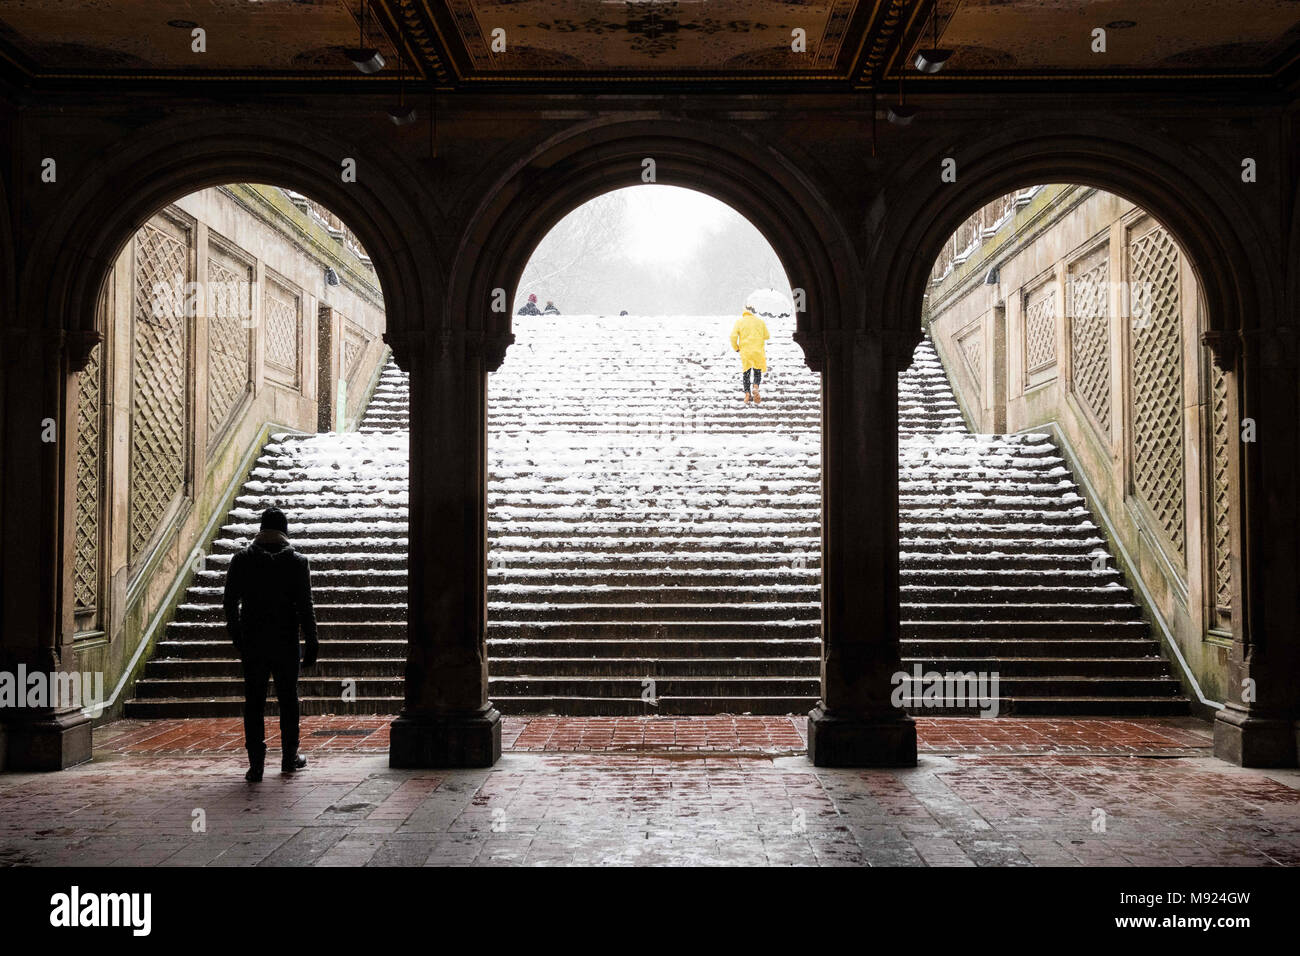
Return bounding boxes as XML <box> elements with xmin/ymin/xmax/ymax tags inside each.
<box><xmin>730</xmin><ymin>305</ymin><xmax>770</xmax><ymax>404</ymax></box>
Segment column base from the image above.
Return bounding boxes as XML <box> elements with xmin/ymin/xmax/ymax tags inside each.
<box><xmin>1213</xmin><ymin>707</ymin><xmax>1298</xmax><ymax>767</ymax></box>
<box><xmin>389</xmin><ymin>704</ymin><xmax>502</xmax><ymax>768</ymax></box>
<box><xmin>807</xmin><ymin>704</ymin><xmax>917</xmax><ymax>767</ymax></box>
<box><xmin>2</xmin><ymin>710</ymin><xmax>93</xmax><ymax>771</ymax></box>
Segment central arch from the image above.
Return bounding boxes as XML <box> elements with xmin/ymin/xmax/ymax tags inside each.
<box><xmin>447</xmin><ymin>118</ymin><xmax>862</xmax><ymax>370</ymax></box>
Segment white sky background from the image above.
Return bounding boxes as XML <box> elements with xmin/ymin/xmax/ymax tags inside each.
<box><xmin>621</xmin><ymin>186</ymin><xmax>733</xmax><ymax>264</ymax></box>
<box><xmin>515</xmin><ymin>185</ymin><xmax>793</xmax><ymax>316</ymax></box>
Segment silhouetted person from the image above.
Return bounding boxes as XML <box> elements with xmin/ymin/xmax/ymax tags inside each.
<box><xmin>517</xmin><ymin>292</ymin><xmax>542</xmax><ymax>315</ymax></box>
<box><xmin>223</xmin><ymin>506</ymin><xmax>318</xmax><ymax>782</ymax></box>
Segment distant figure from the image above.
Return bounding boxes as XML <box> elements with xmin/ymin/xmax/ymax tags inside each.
<box><xmin>517</xmin><ymin>292</ymin><xmax>542</xmax><ymax>315</ymax></box>
<box><xmin>223</xmin><ymin>506</ymin><xmax>318</xmax><ymax>782</ymax></box>
<box><xmin>731</xmin><ymin>304</ymin><xmax>770</xmax><ymax>405</ymax></box>
<box><xmin>619</xmin><ymin>310</ymin><xmax>628</xmax><ymax>316</ymax></box>
<box><xmin>543</xmin><ymin>299</ymin><xmax>560</xmax><ymax>315</ymax></box>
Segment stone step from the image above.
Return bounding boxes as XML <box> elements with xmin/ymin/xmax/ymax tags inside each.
<box><xmin>124</xmin><ymin>697</ymin><xmax>404</xmax><ymax>718</ymax></box>
<box><xmin>901</xmin><ymin>637</ymin><xmax>1161</xmax><ymax>657</ymax></box>
<box><xmin>483</xmin><ymin>601</ymin><xmax>820</xmax><ymax>623</ymax></box>
<box><xmin>122</xmin><ymin>692</ymin><xmax>1191</xmax><ymax>719</ymax></box>
<box><xmin>487</xmin><ymin>584</ymin><xmax>822</xmax><ymax>604</ymax></box>
<box><xmin>149</xmin><ymin>637</ymin><xmax>408</xmax><ymax>660</ymax></box>
<box><xmin>900</xmin><ymin>584</ymin><xmax>1132</xmax><ymax>603</ymax></box>
<box><xmin>173</xmin><ymin>602</ymin><xmax>406</xmax><ymax>624</ymax></box>
<box><xmin>486</xmin><ymin>620</ymin><xmax>818</xmax><ymax>639</ymax></box>
<box><xmin>898</xmin><ymin>538</ymin><xmax>1104</xmax><ymax>553</ymax></box>
<box><xmin>899</xmin><ymin>655</ymin><xmax>1175</xmax><ymax>677</ymax></box>
<box><xmin>486</xmin><ymin>675</ymin><xmax>821</xmax><ymax>699</ymax></box>
<box><xmin>903</xmin><ymin>602</ymin><xmax>1142</xmax><ymax>622</ymax></box>
<box><xmin>486</xmin><ymin>638</ymin><xmax>821</xmax><ymax>658</ymax></box>
<box><xmin>899</xmin><ymin>620</ymin><xmax>1151</xmax><ymax>639</ymax></box>
<box><xmin>129</xmin><ymin>332</ymin><xmax>1189</xmax><ymax>720</ymax></box>
<box><xmin>164</xmin><ymin>620</ymin><xmax>404</xmax><ymax>641</ymax></box>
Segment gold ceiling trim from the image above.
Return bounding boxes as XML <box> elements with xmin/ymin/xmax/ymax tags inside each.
<box><xmin>381</xmin><ymin>0</ymin><xmax>462</xmax><ymax>84</ymax></box>
<box><xmin>857</xmin><ymin>0</ymin><xmax>909</xmax><ymax>85</ymax></box>
<box><xmin>891</xmin><ymin>70</ymin><xmax>1275</xmax><ymax>82</ymax></box>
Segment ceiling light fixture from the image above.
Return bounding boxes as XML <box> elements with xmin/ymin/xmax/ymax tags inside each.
<box><xmin>913</xmin><ymin>1</ymin><xmax>953</xmax><ymax>74</ymax></box>
<box><xmin>345</xmin><ymin>0</ymin><xmax>385</xmax><ymax>74</ymax></box>
<box><xmin>388</xmin><ymin>19</ymin><xmax>416</xmax><ymax>126</ymax></box>
<box><xmin>887</xmin><ymin>76</ymin><xmax>916</xmax><ymax>125</ymax></box>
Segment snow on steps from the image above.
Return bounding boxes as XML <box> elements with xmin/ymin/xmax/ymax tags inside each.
<box><xmin>126</xmin><ymin>314</ymin><xmax>1186</xmax><ymax>718</ymax></box>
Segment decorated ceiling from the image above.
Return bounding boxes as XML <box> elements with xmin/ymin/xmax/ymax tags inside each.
<box><xmin>0</xmin><ymin>0</ymin><xmax>1295</xmax><ymax>88</ymax></box>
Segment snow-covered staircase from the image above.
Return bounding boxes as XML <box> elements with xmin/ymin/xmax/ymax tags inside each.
<box><xmin>125</xmin><ymin>314</ymin><xmax>1186</xmax><ymax>717</ymax></box>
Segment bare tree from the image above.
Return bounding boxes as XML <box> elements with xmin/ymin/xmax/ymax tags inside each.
<box><xmin>514</xmin><ymin>191</ymin><xmax>629</xmax><ymax>310</ymax></box>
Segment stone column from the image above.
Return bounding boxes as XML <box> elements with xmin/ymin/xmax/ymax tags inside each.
<box><xmin>386</xmin><ymin>327</ymin><xmax>512</xmax><ymax>768</ymax></box>
<box><xmin>803</xmin><ymin>327</ymin><xmax>918</xmax><ymax>767</ymax></box>
<box><xmin>1208</xmin><ymin>328</ymin><xmax>1300</xmax><ymax>767</ymax></box>
<box><xmin>0</xmin><ymin>327</ymin><xmax>97</xmax><ymax>770</ymax></box>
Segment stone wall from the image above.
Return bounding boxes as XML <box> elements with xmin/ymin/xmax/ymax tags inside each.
<box><xmin>70</xmin><ymin>185</ymin><xmax>388</xmax><ymax>721</ymax></box>
<box><xmin>925</xmin><ymin>185</ymin><xmax>1233</xmax><ymax>712</ymax></box>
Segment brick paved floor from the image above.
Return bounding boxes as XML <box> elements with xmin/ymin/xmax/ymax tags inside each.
<box><xmin>3</xmin><ymin>716</ymin><xmax>1297</xmax><ymax>866</ymax></box>
<box><xmin>93</xmin><ymin>714</ymin><xmax>1213</xmax><ymax>756</ymax></box>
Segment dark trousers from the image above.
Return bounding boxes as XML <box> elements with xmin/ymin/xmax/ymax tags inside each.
<box><xmin>743</xmin><ymin>367</ymin><xmax>763</xmax><ymax>392</ymax></box>
<box><xmin>241</xmin><ymin>651</ymin><xmax>300</xmax><ymax>763</ymax></box>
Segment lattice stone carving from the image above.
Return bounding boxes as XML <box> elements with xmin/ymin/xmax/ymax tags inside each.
<box><xmin>957</xmin><ymin>325</ymin><xmax>983</xmax><ymax>395</ymax></box>
<box><xmin>1069</xmin><ymin>247</ymin><xmax>1111</xmax><ymax>432</ymax></box>
<box><xmin>1210</xmin><ymin>360</ymin><xmax>1232</xmax><ymax>617</ymax></box>
<box><xmin>1128</xmin><ymin>222</ymin><xmax>1185</xmax><ymax>560</ymax></box>
<box><xmin>129</xmin><ymin>220</ymin><xmax>189</xmax><ymax>564</ymax></box>
<box><xmin>1024</xmin><ymin>283</ymin><xmax>1057</xmax><ymax>377</ymax></box>
<box><xmin>342</xmin><ymin>320</ymin><xmax>372</xmax><ymax>382</ymax></box>
<box><xmin>264</xmin><ymin>281</ymin><xmax>301</xmax><ymax>389</ymax></box>
<box><xmin>74</xmin><ymin>341</ymin><xmax>102</xmax><ymax>614</ymax></box>
<box><xmin>206</xmin><ymin>252</ymin><xmax>252</xmax><ymax>439</ymax></box>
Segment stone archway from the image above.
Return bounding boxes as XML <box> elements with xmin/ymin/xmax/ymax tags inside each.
<box><xmin>447</xmin><ymin>117</ymin><xmax>862</xmax><ymax>370</ymax></box>
<box><xmin>868</xmin><ymin>124</ymin><xmax>1271</xmax><ymax>350</ymax></box>
<box><xmin>387</xmin><ymin>118</ymin><xmax>915</xmax><ymax>768</ymax></box>
<box><xmin>1</xmin><ymin>114</ymin><xmax>437</xmax><ymax>769</ymax></box>
<box><xmin>865</xmin><ymin>122</ymin><xmax>1295</xmax><ymax>767</ymax></box>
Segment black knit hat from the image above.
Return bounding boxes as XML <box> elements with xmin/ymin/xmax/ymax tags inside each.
<box><xmin>260</xmin><ymin>507</ymin><xmax>289</xmax><ymax>534</ymax></box>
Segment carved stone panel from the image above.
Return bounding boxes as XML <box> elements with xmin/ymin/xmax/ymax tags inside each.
<box><xmin>1023</xmin><ymin>279</ymin><xmax>1057</xmax><ymax>386</ymax></box>
<box><xmin>342</xmin><ymin>318</ymin><xmax>373</xmax><ymax>383</ymax></box>
<box><xmin>1127</xmin><ymin>219</ymin><xmax>1185</xmax><ymax>562</ymax></box>
<box><xmin>956</xmin><ymin>321</ymin><xmax>983</xmax><ymax>397</ymax></box>
<box><xmin>129</xmin><ymin>218</ymin><xmax>191</xmax><ymax>564</ymax></box>
<box><xmin>1209</xmin><ymin>359</ymin><xmax>1232</xmax><ymax>626</ymax></box>
<box><xmin>263</xmin><ymin>278</ymin><xmax>302</xmax><ymax>390</ymax></box>
<box><xmin>74</xmin><ymin>340</ymin><xmax>102</xmax><ymax>616</ymax></box>
<box><xmin>1068</xmin><ymin>243</ymin><xmax>1111</xmax><ymax>435</ymax></box>
<box><xmin>205</xmin><ymin>243</ymin><xmax>253</xmax><ymax>441</ymax></box>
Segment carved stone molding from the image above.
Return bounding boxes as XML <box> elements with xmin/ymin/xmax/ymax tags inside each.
<box><xmin>383</xmin><ymin>327</ymin><xmax>516</xmax><ymax>373</ymax></box>
<box><xmin>1201</xmin><ymin>329</ymin><xmax>1241</xmax><ymax>373</ymax></box>
<box><xmin>812</xmin><ymin>327</ymin><xmax>919</xmax><ymax>376</ymax></box>
<box><xmin>791</xmin><ymin>329</ymin><xmax>824</xmax><ymax>373</ymax></box>
<box><xmin>64</xmin><ymin>330</ymin><xmax>103</xmax><ymax>374</ymax></box>
<box><xmin>1</xmin><ymin>327</ymin><xmax>102</xmax><ymax>374</ymax></box>
<box><xmin>382</xmin><ymin>328</ymin><xmax>425</xmax><ymax>372</ymax></box>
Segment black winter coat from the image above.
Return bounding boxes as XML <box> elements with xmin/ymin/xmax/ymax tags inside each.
<box><xmin>223</xmin><ymin>530</ymin><xmax>318</xmax><ymax>661</ymax></box>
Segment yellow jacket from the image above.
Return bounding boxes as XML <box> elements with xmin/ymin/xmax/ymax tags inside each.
<box><xmin>730</xmin><ymin>310</ymin><xmax>770</xmax><ymax>372</ymax></box>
